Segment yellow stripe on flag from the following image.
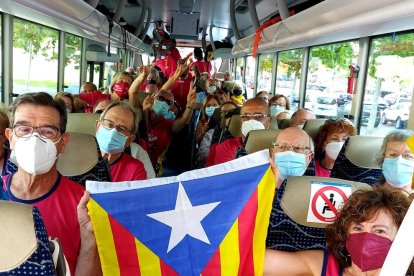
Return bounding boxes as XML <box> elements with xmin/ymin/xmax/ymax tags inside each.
<box><xmin>253</xmin><ymin>166</ymin><xmax>276</xmax><ymax>276</ymax></box>
<box><xmin>135</xmin><ymin>238</ymin><xmax>162</xmax><ymax>276</ymax></box>
<box><xmin>219</xmin><ymin>219</ymin><xmax>240</xmax><ymax>276</ymax></box>
<box><xmin>88</xmin><ymin>199</ymin><xmax>120</xmax><ymax>276</ymax></box>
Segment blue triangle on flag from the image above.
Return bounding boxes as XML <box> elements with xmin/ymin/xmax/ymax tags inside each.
<box><xmin>91</xmin><ymin>163</ymin><xmax>269</xmax><ymax>276</ymax></box>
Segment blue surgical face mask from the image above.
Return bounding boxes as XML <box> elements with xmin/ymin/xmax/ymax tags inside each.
<box><xmin>275</xmin><ymin>151</ymin><xmax>307</xmax><ymax>180</ymax></box>
<box><xmin>163</xmin><ymin>111</ymin><xmax>176</xmax><ymax>120</ymax></box>
<box><xmin>205</xmin><ymin>106</ymin><xmax>217</xmax><ymax>117</ymax></box>
<box><xmin>152</xmin><ymin>99</ymin><xmax>170</xmax><ymax>116</ymax></box>
<box><xmin>270</xmin><ymin>105</ymin><xmax>285</xmax><ymax>117</ymax></box>
<box><xmin>96</xmin><ymin>125</ymin><xmax>128</xmax><ymax>154</ymax></box>
<box><xmin>382</xmin><ymin>156</ymin><xmax>414</xmax><ymax>188</ymax></box>
<box><xmin>208</xmin><ymin>86</ymin><xmax>216</xmax><ymax>93</ymax></box>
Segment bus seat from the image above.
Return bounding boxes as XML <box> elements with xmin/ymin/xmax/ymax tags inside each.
<box><xmin>245</xmin><ymin>129</ymin><xmax>281</xmax><ymax>154</ymax></box>
<box><xmin>228</xmin><ymin>114</ymin><xmax>242</xmax><ymax>138</ymax></box>
<box><xmin>0</xmin><ymin>201</ymin><xmax>55</xmax><ymax>275</ymax></box>
<box><xmin>279</xmin><ymin>118</ymin><xmax>292</xmax><ymax>129</ymax></box>
<box><xmin>266</xmin><ymin>176</ymin><xmax>370</xmax><ymax>251</ymax></box>
<box><xmin>269</xmin><ymin>118</ymin><xmax>279</xmax><ymax>130</ymax></box>
<box><xmin>303</xmin><ymin>119</ymin><xmax>326</xmax><ymax>141</ymax></box>
<box><xmin>66</xmin><ymin>113</ymin><xmax>100</xmax><ymax>136</ymax></box>
<box><xmin>57</xmin><ymin>132</ymin><xmax>111</xmax><ymax>185</ymax></box>
<box><xmin>330</xmin><ymin>136</ymin><xmax>384</xmax><ymax>185</ymax></box>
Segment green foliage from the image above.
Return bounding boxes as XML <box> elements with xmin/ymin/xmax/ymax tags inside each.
<box><xmin>13</xmin><ymin>18</ymin><xmax>81</xmax><ymax>66</ymax></box>
<box><xmin>278</xmin><ymin>49</ymin><xmax>302</xmax><ymax>78</ymax></box>
<box><xmin>258</xmin><ymin>54</ymin><xmax>273</xmax><ymax>72</ymax></box>
<box><xmin>311</xmin><ymin>43</ymin><xmax>356</xmax><ymax>71</ymax></box>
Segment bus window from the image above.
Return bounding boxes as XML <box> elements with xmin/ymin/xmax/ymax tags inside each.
<box><xmin>245</xmin><ymin>56</ymin><xmax>255</xmax><ymax>98</ymax></box>
<box><xmin>141</xmin><ymin>54</ymin><xmax>151</xmax><ymax>66</ymax></box>
<box><xmin>235</xmin><ymin>57</ymin><xmax>244</xmax><ymax>81</ymax></box>
<box><xmin>13</xmin><ymin>18</ymin><xmax>59</xmax><ymax>95</ymax></box>
<box><xmin>64</xmin><ymin>34</ymin><xmax>82</xmax><ymax>94</ymax></box>
<box><xmin>104</xmin><ymin>62</ymin><xmax>116</xmax><ymax>90</ymax></box>
<box><xmin>361</xmin><ymin>32</ymin><xmax>414</xmax><ymax>136</ymax></box>
<box><xmin>305</xmin><ymin>41</ymin><xmax>359</xmax><ymax>120</ymax></box>
<box><xmin>275</xmin><ymin>49</ymin><xmax>302</xmax><ymax>112</ymax></box>
<box><xmin>257</xmin><ymin>53</ymin><xmax>273</xmax><ymax>95</ymax></box>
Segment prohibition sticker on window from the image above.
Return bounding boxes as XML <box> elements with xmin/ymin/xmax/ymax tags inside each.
<box><xmin>306</xmin><ymin>181</ymin><xmax>352</xmax><ymax>224</ymax></box>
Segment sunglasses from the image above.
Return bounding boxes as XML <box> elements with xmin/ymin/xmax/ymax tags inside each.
<box><xmin>157</xmin><ymin>95</ymin><xmax>173</xmax><ymax>106</ymax></box>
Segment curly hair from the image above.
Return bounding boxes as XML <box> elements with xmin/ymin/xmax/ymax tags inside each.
<box><xmin>326</xmin><ymin>187</ymin><xmax>411</xmax><ymax>268</ymax></box>
<box><xmin>314</xmin><ymin>119</ymin><xmax>356</xmax><ymax>161</ymax></box>
<box><xmin>269</xmin><ymin>94</ymin><xmax>290</xmax><ymax>110</ymax></box>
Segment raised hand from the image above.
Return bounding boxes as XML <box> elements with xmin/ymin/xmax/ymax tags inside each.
<box><xmin>142</xmin><ymin>94</ymin><xmax>155</xmax><ymax>111</ymax></box>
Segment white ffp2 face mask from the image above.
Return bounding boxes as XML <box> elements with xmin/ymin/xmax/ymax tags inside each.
<box><xmin>325</xmin><ymin>141</ymin><xmax>344</xmax><ymax>160</ymax></box>
<box><xmin>14</xmin><ymin>134</ymin><xmax>60</xmax><ymax>175</ymax></box>
<box><xmin>241</xmin><ymin>120</ymin><xmax>265</xmax><ymax>137</ymax></box>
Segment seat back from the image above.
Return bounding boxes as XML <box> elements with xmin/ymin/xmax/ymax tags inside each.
<box><xmin>303</xmin><ymin>119</ymin><xmax>326</xmax><ymax>141</ymax></box>
<box><xmin>67</xmin><ymin>113</ymin><xmax>100</xmax><ymax>136</ymax></box>
<box><xmin>266</xmin><ymin>176</ymin><xmax>370</xmax><ymax>251</ymax></box>
<box><xmin>279</xmin><ymin>118</ymin><xmax>292</xmax><ymax>129</ymax></box>
<box><xmin>228</xmin><ymin>114</ymin><xmax>242</xmax><ymax>138</ymax></box>
<box><xmin>0</xmin><ymin>201</ymin><xmax>55</xmax><ymax>275</ymax></box>
<box><xmin>330</xmin><ymin>135</ymin><xmax>384</xmax><ymax>185</ymax></box>
<box><xmin>57</xmin><ymin>132</ymin><xmax>111</xmax><ymax>185</ymax></box>
<box><xmin>245</xmin><ymin>129</ymin><xmax>281</xmax><ymax>154</ymax></box>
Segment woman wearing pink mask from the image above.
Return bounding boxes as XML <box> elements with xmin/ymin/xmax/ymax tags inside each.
<box><xmin>314</xmin><ymin>119</ymin><xmax>356</xmax><ymax>177</ymax></box>
<box><xmin>264</xmin><ymin>187</ymin><xmax>412</xmax><ymax>275</ymax></box>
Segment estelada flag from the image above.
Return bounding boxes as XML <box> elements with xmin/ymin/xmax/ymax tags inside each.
<box><xmin>87</xmin><ymin>150</ymin><xmax>275</xmax><ymax>276</ymax></box>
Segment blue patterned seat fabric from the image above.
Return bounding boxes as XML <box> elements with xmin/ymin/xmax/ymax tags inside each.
<box><xmin>266</xmin><ymin>157</ymin><xmax>326</xmax><ymax>251</ymax></box>
<box><xmin>330</xmin><ymin>138</ymin><xmax>381</xmax><ymax>185</ymax></box>
<box><xmin>0</xmin><ymin>206</ymin><xmax>55</xmax><ymax>276</ymax></box>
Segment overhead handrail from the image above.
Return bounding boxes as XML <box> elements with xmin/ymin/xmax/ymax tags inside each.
<box><xmin>139</xmin><ymin>6</ymin><xmax>152</xmax><ymax>40</ymax></box>
<box><xmin>230</xmin><ymin>0</ymin><xmax>242</xmax><ymax>40</ymax></box>
<box><xmin>134</xmin><ymin>0</ymin><xmax>147</xmax><ymax>37</ymax></box>
<box><xmin>248</xmin><ymin>0</ymin><xmax>260</xmax><ymax>30</ymax></box>
<box><xmin>112</xmin><ymin>0</ymin><xmax>127</xmax><ymax>24</ymax></box>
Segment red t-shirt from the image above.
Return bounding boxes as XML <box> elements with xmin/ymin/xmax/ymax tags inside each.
<box><xmin>191</xmin><ymin>60</ymin><xmax>212</xmax><ymax>75</ymax></box>
<box><xmin>209</xmin><ymin>137</ymin><xmax>243</xmax><ymax>166</ymax></box>
<box><xmin>315</xmin><ymin>159</ymin><xmax>331</xmax><ymax>177</ymax></box>
<box><xmin>170</xmin><ymin>74</ymin><xmax>193</xmax><ymax>113</ymax></box>
<box><xmin>141</xmin><ymin>117</ymin><xmax>174</xmax><ymax>165</ymax></box>
<box><xmin>3</xmin><ymin>174</ymin><xmax>84</xmax><ymax>275</ymax></box>
<box><xmin>155</xmin><ymin>56</ymin><xmax>178</xmax><ymax>78</ymax></box>
<box><xmin>79</xmin><ymin>91</ymin><xmax>110</xmax><ymax>113</ymax></box>
<box><xmin>110</xmin><ymin>153</ymin><xmax>147</xmax><ymax>181</ymax></box>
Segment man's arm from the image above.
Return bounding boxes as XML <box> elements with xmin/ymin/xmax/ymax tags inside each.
<box><xmin>172</xmin><ymin>85</ymin><xmax>196</xmax><ymax>134</ymax></box>
<box><xmin>76</xmin><ymin>191</ymin><xmax>102</xmax><ymax>276</ymax></box>
<box><xmin>161</xmin><ymin>53</ymin><xmax>192</xmax><ymax>91</ymax></box>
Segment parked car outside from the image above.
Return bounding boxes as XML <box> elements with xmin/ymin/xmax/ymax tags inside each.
<box><xmin>381</xmin><ymin>102</ymin><xmax>411</xmax><ymax>129</ymax></box>
<box><xmin>313</xmin><ymin>96</ymin><xmax>338</xmax><ymax>118</ymax></box>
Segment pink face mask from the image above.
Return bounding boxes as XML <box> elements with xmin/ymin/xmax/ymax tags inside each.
<box><xmin>346</xmin><ymin>232</ymin><xmax>392</xmax><ymax>272</ymax></box>
<box><xmin>113</xmin><ymin>82</ymin><xmax>130</xmax><ymax>99</ymax></box>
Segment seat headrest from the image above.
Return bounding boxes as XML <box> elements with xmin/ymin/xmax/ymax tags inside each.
<box><xmin>303</xmin><ymin>119</ymin><xmax>326</xmax><ymax>141</ymax></box>
<box><xmin>245</xmin><ymin>129</ymin><xmax>281</xmax><ymax>154</ymax></box>
<box><xmin>0</xmin><ymin>201</ymin><xmax>37</xmax><ymax>271</ymax></box>
<box><xmin>67</xmin><ymin>113</ymin><xmax>100</xmax><ymax>136</ymax></box>
<box><xmin>279</xmin><ymin>118</ymin><xmax>292</xmax><ymax>129</ymax></box>
<box><xmin>57</xmin><ymin>132</ymin><xmax>99</xmax><ymax>176</ymax></box>
<box><xmin>281</xmin><ymin>176</ymin><xmax>371</xmax><ymax>228</ymax></box>
<box><xmin>228</xmin><ymin>114</ymin><xmax>242</xmax><ymax>137</ymax></box>
<box><xmin>344</xmin><ymin>136</ymin><xmax>384</xmax><ymax>169</ymax></box>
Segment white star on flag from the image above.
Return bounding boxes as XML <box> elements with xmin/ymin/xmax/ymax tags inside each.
<box><xmin>147</xmin><ymin>182</ymin><xmax>221</xmax><ymax>253</ymax></box>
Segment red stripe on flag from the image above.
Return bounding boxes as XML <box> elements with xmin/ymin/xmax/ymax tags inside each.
<box><xmin>202</xmin><ymin>248</ymin><xmax>221</xmax><ymax>276</ymax></box>
<box><xmin>237</xmin><ymin>189</ymin><xmax>258</xmax><ymax>276</ymax></box>
<box><xmin>108</xmin><ymin>215</ymin><xmax>141</xmax><ymax>276</ymax></box>
<box><xmin>160</xmin><ymin>259</ymin><xmax>179</xmax><ymax>276</ymax></box>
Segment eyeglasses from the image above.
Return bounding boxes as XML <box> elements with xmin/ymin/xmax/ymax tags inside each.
<box><xmin>13</xmin><ymin>125</ymin><xmax>61</xmax><ymax>139</ymax></box>
<box><xmin>240</xmin><ymin>114</ymin><xmax>269</xmax><ymax>122</ymax></box>
<box><xmin>384</xmin><ymin>150</ymin><xmax>414</xmax><ymax>161</ymax></box>
<box><xmin>257</xmin><ymin>96</ymin><xmax>269</xmax><ymax>102</ymax></box>
<box><xmin>157</xmin><ymin>95</ymin><xmax>173</xmax><ymax>106</ymax></box>
<box><xmin>100</xmin><ymin>119</ymin><xmax>131</xmax><ymax>137</ymax></box>
<box><xmin>270</xmin><ymin>103</ymin><xmax>286</xmax><ymax>107</ymax></box>
<box><xmin>273</xmin><ymin>142</ymin><xmax>311</xmax><ymax>154</ymax></box>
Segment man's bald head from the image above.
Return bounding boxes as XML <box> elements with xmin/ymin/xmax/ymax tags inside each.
<box><xmin>275</xmin><ymin>127</ymin><xmax>314</xmax><ymax>152</ymax></box>
<box><xmin>291</xmin><ymin>108</ymin><xmax>316</xmax><ymax>127</ymax></box>
<box><xmin>145</xmin><ymin>84</ymin><xmax>158</xmax><ymax>94</ymax></box>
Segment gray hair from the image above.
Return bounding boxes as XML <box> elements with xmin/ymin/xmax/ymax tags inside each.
<box><xmin>377</xmin><ymin>130</ymin><xmax>414</xmax><ymax>166</ymax></box>
<box><xmin>99</xmin><ymin>101</ymin><xmax>139</xmax><ymax>135</ymax></box>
